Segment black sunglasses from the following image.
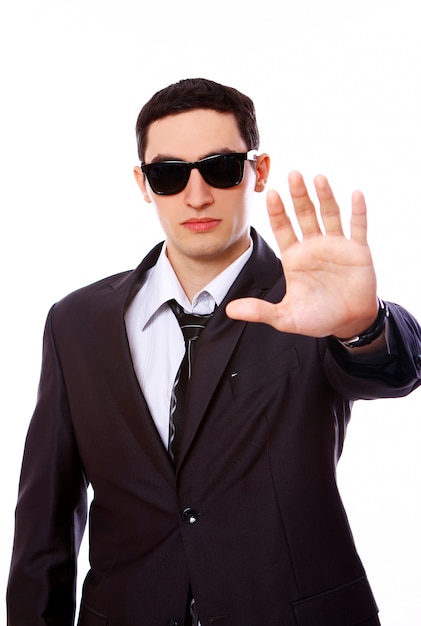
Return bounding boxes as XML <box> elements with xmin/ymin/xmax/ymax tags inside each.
<box><xmin>141</xmin><ymin>150</ymin><xmax>258</xmax><ymax>195</ymax></box>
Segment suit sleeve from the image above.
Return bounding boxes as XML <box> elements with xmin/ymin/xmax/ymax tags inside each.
<box><xmin>323</xmin><ymin>301</ymin><xmax>421</xmax><ymax>400</ymax></box>
<box><xmin>7</xmin><ymin>306</ymin><xmax>88</xmax><ymax>626</ymax></box>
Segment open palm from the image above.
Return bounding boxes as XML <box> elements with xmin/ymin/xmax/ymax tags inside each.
<box><xmin>226</xmin><ymin>171</ymin><xmax>379</xmax><ymax>339</ymax></box>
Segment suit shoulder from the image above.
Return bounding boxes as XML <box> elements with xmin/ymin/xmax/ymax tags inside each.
<box><xmin>51</xmin><ymin>269</ymin><xmax>134</xmax><ymax>316</ymax></box>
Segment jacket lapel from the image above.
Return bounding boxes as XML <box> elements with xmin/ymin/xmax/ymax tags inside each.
<box><xmin>177</xmin><ymin>231</ymin><xmax>285</xmax><ymax>467</ymax></box>
<box><xmin>90</xmin><ymin>242</ymin><xmax>176</xmax><ymax>482</ymax></box>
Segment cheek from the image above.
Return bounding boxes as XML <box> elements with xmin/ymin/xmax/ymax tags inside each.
<box><xmin>228</xmin><ymin>189</ymin><xmax>253</xmax><ymax>222</ymax></box>
<box><xmin>151</xmin><ymin>203</ymin><xmax>167</xmax><ymax>225</ymax></box>
<box><xmin>153</xmin><ymin>203</ymin><xmax>180</xmax><ymax>234</ymax></box>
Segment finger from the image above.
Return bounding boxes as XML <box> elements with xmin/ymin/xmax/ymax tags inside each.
<box><xmin>314</xmin><ymin>175</ymin><xmax>344</xmax><ymax>236</ymax></box>
<box><xmin>266</xmin><ymin>189</ymin><xmax>298</xmax><ymax>251</ymax></box>
<box><xmin>226</xmin><ymin>297</ymin><xmax>283</xmax><ymax>327</ymax></box>
<box><xmin>288</xmin><ymin>171</ymin><xmax>322</xmax><ymax>237</ymax></box>
<box><xmin>350</xmin><ymin>190</ymin><xmax>368</xmax><ymax>243</ymax></box>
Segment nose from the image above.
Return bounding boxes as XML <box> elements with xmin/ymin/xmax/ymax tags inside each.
<box><xmin>183</xmin><ymin>168</ymin><xmax>214</xmax><ymax>210</ymax></box>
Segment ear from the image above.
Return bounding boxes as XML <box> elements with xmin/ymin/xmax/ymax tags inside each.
<box><xmin>134</xmin><ymin>166</ymin><xmax>152</xmax><ymax>203</ymax></box>
<box><xmin>254</xmin><ymin>153</ymin><xmax>270</xmax><ymax>192</ymax></box>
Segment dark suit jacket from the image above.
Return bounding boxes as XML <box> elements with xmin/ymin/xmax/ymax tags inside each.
<box><xmin>7</xmin><ymin>230</ymin><xmax>421</xmax><ymax>626</ymax></box>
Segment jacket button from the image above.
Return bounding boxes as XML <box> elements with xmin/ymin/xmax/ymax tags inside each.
<box><xmin>182</xmin><ymin>507</ymin><xmax>199</xmax><ymax>523</ymax></box>
<box><xmin>166</xmin><ymin>621</ymin><xmax>179</xmax><ymax>626</ymax></box>
<box><xmin>415</xmin><ymin>354</ymin><xmax>421</xmax><ymax>369</ymax></box>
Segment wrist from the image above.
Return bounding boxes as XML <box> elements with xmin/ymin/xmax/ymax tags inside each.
<box><xmin>335</xmin><ymin>298</ymin><xmax>389</xmax><ymax>349</ymax></box>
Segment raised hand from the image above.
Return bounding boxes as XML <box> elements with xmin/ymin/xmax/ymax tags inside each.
<box><xmin>226</xmin><ymin>171</ymin><xmax>379</xmax><ymax>339</ymax></box>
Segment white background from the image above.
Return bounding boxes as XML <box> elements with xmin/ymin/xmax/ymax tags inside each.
<box><xmin>1</xmin><ymin>1</ymin><xmax>420</xmax><ymax>624</ymax></box>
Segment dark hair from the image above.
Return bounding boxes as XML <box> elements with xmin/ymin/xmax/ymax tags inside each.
<box><xmin>135</xmin><ymin>78</ymin><xmax>260</xmax><ymax>162</ymax></box>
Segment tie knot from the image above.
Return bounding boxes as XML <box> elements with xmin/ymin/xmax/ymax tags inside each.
<box><xmin>168</xmin><ymin>299</ymin><xmax>213</xmax><ymax>344</ymax></box>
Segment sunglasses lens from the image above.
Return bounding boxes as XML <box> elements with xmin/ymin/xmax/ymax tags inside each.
<box><xmin>146</xmin><ymin>162</ymin><xmax>190</xmax><ymax>195</ymax></box>
<box><xmin>201</xmin><ymin>154</ymin><xmax>244</xmax><ymax>188</ymax></box>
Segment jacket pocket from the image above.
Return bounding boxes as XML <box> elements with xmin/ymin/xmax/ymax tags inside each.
<box><xmin>78</xmin><ymin>602</ymin><xmax>108</xmax><ymax>625</ymax></box>
<box><xmin>292</xmin><ymin>575</ymin><xmax>379</xmax><ymax>626</ymax></box>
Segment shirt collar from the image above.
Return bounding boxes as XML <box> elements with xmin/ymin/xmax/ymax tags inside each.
<box><xmin>140</xmin><ymin>239</ymin><xmax>253</xmax><ymax>329</ymax></box>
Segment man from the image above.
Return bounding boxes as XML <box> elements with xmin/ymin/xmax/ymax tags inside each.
<box><xmin>7</xmin><ymin>78</ymin><xmax>421</xmax><ymax>626</ymax></box>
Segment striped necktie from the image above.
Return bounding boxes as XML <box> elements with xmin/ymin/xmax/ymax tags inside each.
<box><xmin>168</xmin><ymin>299</ymin><xmax>213</xmax><ymax>464</ymax></box>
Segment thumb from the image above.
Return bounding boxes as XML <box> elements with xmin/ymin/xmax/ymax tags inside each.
<box><xmin>226</xmin><ymin>297</ymin><xmax>281</xmax><ymax>325</ymax></box>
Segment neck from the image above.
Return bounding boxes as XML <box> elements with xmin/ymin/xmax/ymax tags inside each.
<box><xmin>170</xmin><ymin>259</ymin><xmax>226</xmax><ymax>302</ymax></box>
<box><xmin>166</xmin><ymin>245</ymin><xmax>249</xmax><ymax>303</ymax></box>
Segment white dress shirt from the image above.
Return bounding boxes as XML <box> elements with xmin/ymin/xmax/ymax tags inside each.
<box><xmin>124</xmin><ymin>241</ymin><xmax>253</xmax><ymax>447</ymax></box>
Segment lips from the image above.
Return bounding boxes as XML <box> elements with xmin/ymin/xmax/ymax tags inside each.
<box><xmin>182</xmin><ymin>218</ymin><xmax>221</xmax><ymax>232</ymax></box>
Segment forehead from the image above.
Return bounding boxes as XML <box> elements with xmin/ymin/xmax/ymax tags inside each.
<box><xmin>144</xmin><ymin>109</ymin><xmax>246</xmax><ymax>161</ymax></box>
